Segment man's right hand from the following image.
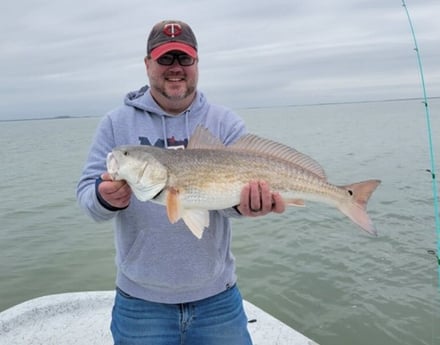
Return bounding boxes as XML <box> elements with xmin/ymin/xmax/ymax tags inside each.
<box><xmin>98</xmin><ymin>172</ymin><xmax>132</xmax><ymax>209</ymax></box>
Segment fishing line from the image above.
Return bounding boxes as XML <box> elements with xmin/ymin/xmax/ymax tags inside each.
<box><xmin>401</xmin><ymin>1</ymin><xmax>440</xmax><ymax>283</ymax></box>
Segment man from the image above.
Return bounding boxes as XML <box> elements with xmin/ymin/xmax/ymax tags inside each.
<box><xmin>77</xmin><ymin>19</ymin><xmax>285</xmax><ymax>345</ymax></box>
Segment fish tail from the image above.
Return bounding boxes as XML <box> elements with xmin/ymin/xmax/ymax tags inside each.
<box><xmin>337</xmin><ymin>180</ymin><xmax>381</xmax><ymax>236</ymax></box>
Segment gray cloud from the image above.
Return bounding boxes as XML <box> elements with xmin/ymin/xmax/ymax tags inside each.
<box><xmin>0</xmin><ymin>0</ymin><xmax>438</xmax><ymax>120</ymax></box>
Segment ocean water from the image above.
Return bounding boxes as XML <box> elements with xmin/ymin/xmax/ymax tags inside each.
<box><xmin>1</xmin><ymin>99</ymin><xmax>440</xmax><ymax>345</ymax></box>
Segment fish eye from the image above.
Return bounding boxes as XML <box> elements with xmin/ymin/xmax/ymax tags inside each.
<box><xmin>347</xmin><ymin>190</ymin><xmax>353</xmax><ymax>196</ymax></box>
<box><xmin>123</xmin><ymin>151</ymin><xmax>129</xmax><ymax>156</ymax></box>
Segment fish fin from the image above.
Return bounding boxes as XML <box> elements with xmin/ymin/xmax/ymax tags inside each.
<box><xmin>187</xmin><ymin>126</ymin><xmax>326</xmax><ymax>179</ymax></box>
<box><xmin>131</xmin><ymin>183</ymin><xmax>166</xmax><ymax>202</ymax></box>
<box><xmin>165</xmin><ymin>186</ymin><xmax>209</xmax><ymax>239</ymax></box>
<box><xmin>230</xmin><ymin>134</ymin><xmax>327</xmax><ymax>180</ymax></box>
<box><xmin>337</xmin><ymin>180</ymin><xmax>381</xmax><ymax>236</ymax></box>
<box><xmin>166</xmin><ymin>187</ymin><xmax>182</xmax><ymax>224</ymax></box>
<box><xmin>285</xmin><ymin>199</ymin><xmax>306</xmax><ymax>207</ymax></box>
<box><xmin>187</xmin><ymin>126</ymin><xmax>226</xmax><ymax>149</ymax></box>
<box><xmin>182</xmin><ymin>209</ymin><xmax>210</xmax><ymax>239</ymax></box>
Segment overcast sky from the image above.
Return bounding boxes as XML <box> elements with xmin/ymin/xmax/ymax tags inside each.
<box><xmin>0</xmin><ymin>0</ymin><xmax>438</xmax><ymax>120</ymax></box>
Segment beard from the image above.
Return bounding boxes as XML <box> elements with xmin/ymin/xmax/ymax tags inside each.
<box><xmin>150</xmin><ymin>72</ymin><xmax>197</xmax><ymax>102</ymax></box>
<box><xmin>157</xmin><ymin>83</ymin><xmax>196</xmax><ymax>101</ymax></box>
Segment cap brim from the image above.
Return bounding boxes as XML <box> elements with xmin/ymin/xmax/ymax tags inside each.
<box><xmin>151</xmin><ymin>42</ymin><xmax>198</xmax><ymax>60</ymax></box>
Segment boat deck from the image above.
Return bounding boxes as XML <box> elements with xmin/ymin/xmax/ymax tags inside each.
<box><xmin>0</xmin><ymin>291</ymin><xmax>318</xmax><ymax>345</ymax></box>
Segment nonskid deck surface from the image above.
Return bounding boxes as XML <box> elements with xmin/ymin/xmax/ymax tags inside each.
<box><xmin>0</xmin><ymin>291</ymin><xmax>319</xmax><ymax>345</ymax></box>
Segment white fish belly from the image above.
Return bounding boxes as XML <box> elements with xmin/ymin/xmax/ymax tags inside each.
<box><xmin>179</xmin><ymin>182</ymin><xmax>244</xmax><ymax>210</ymax></box>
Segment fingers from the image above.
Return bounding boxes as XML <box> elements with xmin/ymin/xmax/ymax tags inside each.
<box><xmin>271</xmin><ymin>192</ymin><xmax>286</xmax><ymax>214</ymax></box>
<box><xmin>237</xmin><ymin>180</ymin><xmax>285</xmax><ymax>217</ymax></box>
<box><xmin>98</xmin><ymin>176</ymin><xmax>132</xmax><ymax>208</ymax></box>
<box><xmin>249</xmin><ymin>181</ymin><xmax>271</xmax><ymax>214</ymax></box>
<box><xmin>100</xmin><ymin>172</ymin><xmax>113</xmax><ymax>181</ymax></box>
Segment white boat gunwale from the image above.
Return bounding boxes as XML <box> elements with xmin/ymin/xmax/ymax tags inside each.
<box><xmin>0</xmin><ymin>291</ymin><xmax>319</xmax><ymax>345</ymax></box>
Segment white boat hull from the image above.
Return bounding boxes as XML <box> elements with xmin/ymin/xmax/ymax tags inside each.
<box><xmin>0</xmin><ymin>291</ymin><xmax>318</xmax><ymax>345</ymax></box>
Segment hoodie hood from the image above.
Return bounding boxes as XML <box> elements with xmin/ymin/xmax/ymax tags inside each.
<box><xmin>123</xmin><ymin>85</ymin><xmax>209</xmax><ymax>148</ymax></box>
<box><xmin>124</xmin><ymin>84</ymin><xmax>207</xmax><ymax>118</ymax></box>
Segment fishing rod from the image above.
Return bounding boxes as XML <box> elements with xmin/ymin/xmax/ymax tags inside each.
<box><xmin>401</xmin><ymin>0</ymin><xmax>440</xmax><ymax>283</ymax></box>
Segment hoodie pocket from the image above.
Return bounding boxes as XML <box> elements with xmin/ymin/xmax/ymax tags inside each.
<box><xmin>120</xmin><ymin>228</ymin><xmax>224</xmax><ymax>290</ymax></box>
<box><xmin>120</xmin><ymin>230</ymin><xmax>149</xmax><ymax>282</ymax></box>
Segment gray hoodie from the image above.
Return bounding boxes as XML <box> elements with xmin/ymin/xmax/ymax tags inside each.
<box><xmin>76</xmin><ymin>85</ymin><xmax>247</xmax><ymax>303</ymax></box>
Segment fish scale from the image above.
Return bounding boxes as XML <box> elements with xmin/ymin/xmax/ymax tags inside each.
<box><xmin>107</xmin><ymin>126</ymin><xmax>381</xmax><ymax>239</ymax></box>
<box><xmin>165</xmin><ymin>150</ymin><xmax>331</xmax><ymax>207</ymax></box>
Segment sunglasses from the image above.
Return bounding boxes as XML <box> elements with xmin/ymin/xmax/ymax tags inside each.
<box><xmin>156</xmin><ymin>53</ymin><xmax>196</xmax><ymax>66</ymax></box>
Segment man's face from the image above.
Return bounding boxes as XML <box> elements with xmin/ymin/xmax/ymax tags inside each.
<box><xmin>145</xmin><ymin>51</ymin><xmax>198</xmax><ymax>108</ymax></box>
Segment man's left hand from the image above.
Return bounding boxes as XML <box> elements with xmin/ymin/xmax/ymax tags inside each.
<box><xmin>236</xmin><ymin>180</ymin><xmax>285</xmax><ymax>217</ymax></box>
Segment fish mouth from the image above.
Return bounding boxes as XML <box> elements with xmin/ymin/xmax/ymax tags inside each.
<box><xmin>106</xmin><ymin>152</ymin><xmax>119</xmax><ymax>180</ymax></box>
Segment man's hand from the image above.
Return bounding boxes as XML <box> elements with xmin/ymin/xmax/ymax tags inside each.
<box><xmin>236</xmin><ymin>180</ymin><xmax>285</xmax><ymax>217</ymax></box>
<box><xmin>98</xmin><ymin>172</ymin><xmax>132</xmax><ymax>209</ymax></box>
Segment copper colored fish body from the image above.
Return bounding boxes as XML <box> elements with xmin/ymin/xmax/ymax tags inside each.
<box><xmin>107</xmin><ymin>126</ymin><xmax>381</xmax><ymax>239</ymax></box>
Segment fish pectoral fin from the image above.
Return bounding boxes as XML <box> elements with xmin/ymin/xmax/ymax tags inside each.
<box><xmin>182</xmin><ymin>209</ymin><xmax>210</xmax><ymax>239</ymax></box>
<box><xmin>165</xmin><ymin>187</ymin><xmax>209</xmax><ymax>239</ymax></box>
<box><xmin>166</xmin><ymin>187</ymin><xmax>182</xmax><ymax>224</ymax></box>
<box><xmin>285</xmin><ymin>199</ymin><xmax>306</xmax><ymax>207</ymax></box>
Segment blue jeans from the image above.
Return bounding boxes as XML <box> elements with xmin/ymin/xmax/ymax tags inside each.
<box><xmin>110</xmin><ymin>285</ymin><xmax>253</xmax><ymax>345</ymax></box>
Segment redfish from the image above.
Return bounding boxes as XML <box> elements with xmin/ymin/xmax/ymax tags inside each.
<box><xmin>107</xmin><ymin>126</ymin><xmax>381</xmax><ymax>239</ymax></box>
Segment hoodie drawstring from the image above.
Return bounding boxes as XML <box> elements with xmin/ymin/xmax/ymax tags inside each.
<box><xmin>161</xmin><ymin>116</ymin><xmax>168</xmax><ymax>149</ymax></box>
<box><xmin>159</xmin><ymin>109</ymin><xmax>191</xmax><ymax>149</ymax></box>
<box><xmin>184</xmin><ymin>110</ymin><xmax>190</xmax><ymax>147</ymax></box>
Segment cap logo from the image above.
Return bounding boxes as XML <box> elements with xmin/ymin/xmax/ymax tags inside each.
<box><xmin>163</xmin><ymin>23</ymin><xmax>182</xmax><ymax>38</ymax></box>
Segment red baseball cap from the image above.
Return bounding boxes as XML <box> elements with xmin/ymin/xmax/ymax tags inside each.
<box><xmin>147</xmin><ymin>20</ymin><xmax>198</xmax><ymax>60</ymax></box>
